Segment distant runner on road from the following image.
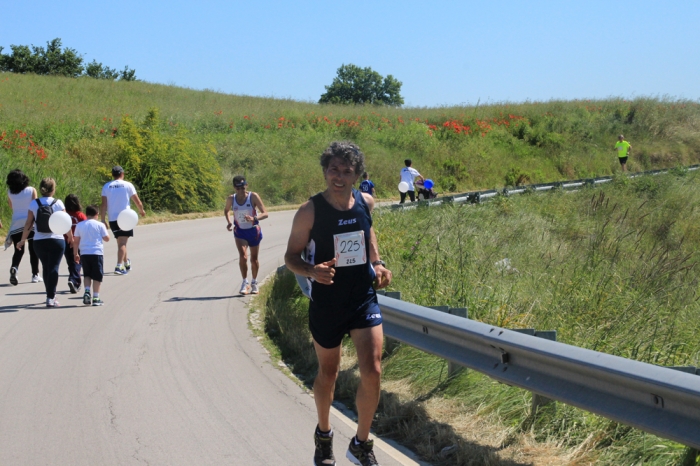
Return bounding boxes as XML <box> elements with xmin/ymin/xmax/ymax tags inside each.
<box><xmin>224</xmin><ymin>175</ymin><xmax>268</xmax><ymax>295</ymax></box>
<box><xmin>285</xmin><ymin>141</ymin><xmax>392</xmax><ymax>466</ymax></box>
<box><xmin>614</xmin><ymin>134</ymin><xmax>632</xmax><ymax>172</ymax></box>
<box><xmin>100</xmin><ymin>166</ymin><xmax>146</xmax><ymax>275</ymax></box>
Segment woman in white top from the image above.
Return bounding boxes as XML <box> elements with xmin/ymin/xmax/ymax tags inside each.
<box><xmin>18</xmin><ymin>178</ymin><xmax>73</xmax><ymax>308</ymax></box>
<box><xmin>6</xmin><ymin>169</ymin><xmax>40</xmax><ymax>285</ymax></box>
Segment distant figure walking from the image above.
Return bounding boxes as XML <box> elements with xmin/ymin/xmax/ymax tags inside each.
<box><xmin>615</xmin><ymin>135</ymin><xmax>632</xmax><ymax>172</ymax></box>
<box><xmin>399</xmin><ymin>159</ymin><xmax>423</xmax><ymax>203</ymax></box>
<box><xmin>74</xmin><ymin>205</ymin><xmax>110</xmax><ymax>306</ymax></box>
<box><xmin>359</xmin><ymin>172</ymin><xmax>376</xmax><ymax>197</ymax></box>
<box><xmin>64</xmin><ymin>194</ymin><xmax>87</xmax><ymax>293</ymax></box>
<box><xmin>6</xmin><ymin>169</ymin><xmax>41</xmax><ymax>285</ymax></box>
<box><xmin>17</xmin><ymin>178</ymin><xmax>73</xmax><ymax>307</ymax></box>
<box><xmin>100</xmin><ymin>166</ymin><xmax>146</xmax><ymax>275</ymax></box>
<box><xmin>224</xmin><ymin>176</ymin><xmax>268</xmax><ymax>295</ymax></box>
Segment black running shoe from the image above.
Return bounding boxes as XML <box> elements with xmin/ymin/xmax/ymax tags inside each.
<box><xmin>10</xmin><ymin>267</ymin><xmax>18</xmax><ymax>286</ymax></box>
<box><xmin>83</xmin><ymin>291</ymin><xmax>92</xmax><ymax>306</ymax></box>
<box><xmin>68</xmin><ymin>281</ymin><xmax>77</xmax><ymax>293</ymax></box>
<box><xmin>314</xmin><ymin>427</ymin><xmax>335</xmax><ymax>466</ymax></box>
<box><xmin>346</xmin><ymin>437</ymin><xmax>379</xmax><ymax>466</ymax></box>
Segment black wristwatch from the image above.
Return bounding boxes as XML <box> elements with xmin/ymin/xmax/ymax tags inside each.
<box><xmin>372</xmin><ymin>260</ymin><xmax>386</xmax><ymax>267</ymax></box>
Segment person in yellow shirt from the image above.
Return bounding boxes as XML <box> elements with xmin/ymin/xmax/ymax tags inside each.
<box><xmin>614</xmin><ymin>134</ymin><xmax>632</xmax><ymax>172</ymax></box>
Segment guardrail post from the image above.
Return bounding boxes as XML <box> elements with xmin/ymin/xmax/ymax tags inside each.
<box><xmin>448</xmin><ymin>308</ymin><xmax>468</xmax><ymax>377</ymax></box>
<box><xmin>383</xmin><ymin>292</ymin><xmax>402</xmax><ymax>355</ymax></box>
<box><xmin>532</xmin><ymin>330</ymin><xmax>557</xmax><ymax>415</ymax></box>
<box><xmin>429</xmin><ymin>306</ymin><xmax>469</xmax><ymax>377</ymax></box>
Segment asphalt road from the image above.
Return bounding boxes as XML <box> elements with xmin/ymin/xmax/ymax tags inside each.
<box><xmin>0</xmin><ymin>212</ymin><xmax>420</xmax><ymax>465</ymax></box>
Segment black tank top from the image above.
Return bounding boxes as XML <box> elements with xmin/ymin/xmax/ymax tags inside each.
<box><xmin>305</xmin><ymin>189</ymin><xmax>376</xmax><ymax>310</ymax></box>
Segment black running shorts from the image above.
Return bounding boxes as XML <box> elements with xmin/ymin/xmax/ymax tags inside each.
<box><xmin>109</xmin><ymin>220</ymin><xmax>134</xmax><ymax>238</ymax></box>
<box><xmin>309</xmin><ymin>299</ymin><xmax>383</xmax><ymax>349</ymax></box>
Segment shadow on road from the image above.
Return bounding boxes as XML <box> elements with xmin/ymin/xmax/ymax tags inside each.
<box><xmin>166</xmin><ymin>296</ymin><xmax>238</xmax><ymax>302</ymax></box>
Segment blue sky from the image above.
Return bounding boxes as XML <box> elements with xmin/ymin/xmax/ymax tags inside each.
<box><xmin>3</xmin><ymin>0</ymin><xmax>699</xmax><ymax>107</ymax></box>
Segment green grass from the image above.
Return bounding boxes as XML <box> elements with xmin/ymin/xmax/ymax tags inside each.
<box><xmin>259</xmin><ymin>171</ymin><xmax>700</xmax><ymax>465</ymax></box>
<box><xmin>2</xmin><ymin>72</ymin><xmax>700</xmax><ymax>221</ymax></box>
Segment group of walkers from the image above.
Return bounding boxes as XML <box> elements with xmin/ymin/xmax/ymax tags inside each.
<box><xmin>3</xmin><ymin>166</ymin><xmax>144</xmax><ymax>307</ymax></box>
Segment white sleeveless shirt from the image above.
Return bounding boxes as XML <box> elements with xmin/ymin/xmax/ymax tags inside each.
<box><xmin>232</xmin><ymin>192</ymin><xmax>257</xmax><ymax>230</ymax></box>
<box><xmin>8</xmin><ymin>187</ymin><xmax>34</xmax><ymax>234</ymax></box>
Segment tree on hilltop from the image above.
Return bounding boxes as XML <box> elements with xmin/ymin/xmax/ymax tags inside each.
<box><xmin>0</xmin><ymin>38</ymin><xmax>137</xmax><ymax>81</ymax></box>
<box><xmin>319</xmin><ymin>64</ymin><xmax>404</xmax><ymax>106</ymax></box>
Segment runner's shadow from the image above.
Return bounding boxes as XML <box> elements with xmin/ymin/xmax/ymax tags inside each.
<box><xmin>4</xmin><ymin>291</ymin><xmax>48</xmax><ymax>296</ymax></box>
<box><xmin>166</xmin><ymin>296</ymin><xmax>238</xmax><ymax>302</ymax></box>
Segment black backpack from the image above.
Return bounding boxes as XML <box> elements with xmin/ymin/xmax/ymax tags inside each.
<box><xmin>35</xmin><ymin>198</ymin><xmax>58</xmax><ymax>233</ymax></box>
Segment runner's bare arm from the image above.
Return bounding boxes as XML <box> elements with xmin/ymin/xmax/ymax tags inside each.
<box><xmin>17</xmin><ymin>211</ymin><xmax>35</xmax><ymax>250</ymax></box>
<box><xmin>224</xmin><ymin>195</ymin><xmax>233</xmax><ymax>231</ymax></box>
<box><xmin>368</xmin><ymin>226</ymin><xmax>392</xmax><ymax>289</ymax></box>
<box><xmin>100</xmin><ymin>196</ymin><xmax>108</xmax><ymax>226</ymax></box>
<box><xmin>361</xmin><ymin>193</ymin><xmax>375</xmax><ymax>212</ymax></box>
<box><xmin>248</xmin><ymin>192</ymin><xmax>268</xmax><ymax>222</ymax></box>
<box><xmin>284</xmin><ymin>201</ymin><xmax>336</xmax><ymax>285</ymax></box>
<box><xmin>73</xmin><ymin>237</ymin><xmax>81</xmax><ymax>263</ymax></box>
<box><xmin>130</xmin><ymin>194</ymin><xmax>146</xmax><ymax>217</ymax></box>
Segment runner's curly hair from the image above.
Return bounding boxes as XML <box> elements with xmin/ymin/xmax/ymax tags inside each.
<box><xmin>320</xmin><ymin>141</ymin><xmax>365</xmax><ymax>176</ymax></box>
<box><xmin>6</xmin><ymin>169</ymin><xmax>30</xmax><ymax>195</ymax></box>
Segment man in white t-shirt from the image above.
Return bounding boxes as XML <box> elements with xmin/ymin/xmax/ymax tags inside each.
<box><xmin>100</xmin><ymin>166</ymin><xmax>146</xmax><ymax>275</ymax></box>
<box><xmin>399</xmin><ymin>159</ymin><xmax>423</xmax><ymax>204</ymax></box>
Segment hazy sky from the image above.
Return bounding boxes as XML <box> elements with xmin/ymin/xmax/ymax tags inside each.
<box><xmin>3</xmin><ymin>0</ymin><xmax>699</xmax><ymax>107</ymax></box>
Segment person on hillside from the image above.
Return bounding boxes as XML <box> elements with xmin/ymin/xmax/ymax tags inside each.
<box><xmin>359</xmin><ymin>172</ymin><xmax>376</xmax><ymax>198</ymax></box>
<box><xmin>224</xmin><ymin>176</ymin><xmax>268</xmax><ymax>295</ymax></box>
<box><xmin>6</xmin><ymin>169</ymin><xmax>41</xmax><ymax>285</ymax></box>
<box><xmin>399</xmin><ymin>159</ymin><xmax>423</xmax><ymax>203</ymax></box>
<box><xmin>74</xmin><ymin>205</ymin><xmax>110</xmax><ymax>306</ymax></box>
<box><xmin>614</xmin><ymin>135</ymin><xmax>632</xmax><ymax>172</ymax></box>
<box><xmin>64</xmin><ymin>194</ymin><xmax>86</xmax><ymax>293</ymax></box>
<box><xmin>100</xmin><ymin>166</ymin><xmax>146</xmax><ymax>275</ymax></box>
<box><xmin>17</xmin><ymin>178</ymin><xmax>73</xmax><ymax>308</ymax></box>
<box><xmin>284</xmin><ymin>141</ymin><xmax>392</xmax><ymax>466</ymax></box>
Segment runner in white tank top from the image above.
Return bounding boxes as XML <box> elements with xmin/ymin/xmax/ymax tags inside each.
<box><xmin>224</xmin><ymin>176</ymin><xmax>268</xmax><ymax>295</ymax></box>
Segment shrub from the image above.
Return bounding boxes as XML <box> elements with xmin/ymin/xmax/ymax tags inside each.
<box><xmin>115</xmin><ymin>108</ymin><xmax>222</xmax><ymax>213</ymax></box>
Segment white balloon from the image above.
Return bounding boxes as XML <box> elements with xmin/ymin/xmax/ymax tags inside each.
<box><xmin>398</xmin><ymin>181</ymin><xmax>409</xmax><ymax>193</ymax></box>
<box><xmin>117</xmin><ymin>209</ymin><xmax>139</xmax><ymax>231</ymax></box>
<box><xmin>49</xmin><ymin>211</ymin><xmax>72</xmax><ymax>235</ymax></box>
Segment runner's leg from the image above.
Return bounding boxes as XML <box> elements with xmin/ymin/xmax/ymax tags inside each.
<box><xmin>313</xmin><ymin>340</ymin><xmax>342</xmax><ymax>432</ymax></box>
<box><xmin>249</xmin><ymin>245</ymin><xmax>260</xmax><ymax>280</ymax></box>
<box><xmin>28</xmin><ymin>237</ymin><xmax>39</xmax><ymax>275</ymax></box>
<box><xmin>235</xmin><ymin>238</ymin><xmax>249</xmax><ymax>279</ymax></box>
<box><xmin>349</xmin><ymin>325</ymin><xmax>383</xmax><ymax>441</ymax></box>
<box><xmin>117</xmin><ymin>237</ymin><xmax>128</xmax><ymax>265</ymax></box>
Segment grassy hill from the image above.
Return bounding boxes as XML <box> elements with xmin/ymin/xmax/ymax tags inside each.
<box><xmin>2</xmin><ymin>72</ymin><xmax>700</xmax><ymax>223</ymax></box>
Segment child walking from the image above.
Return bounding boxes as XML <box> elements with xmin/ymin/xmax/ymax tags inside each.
<box><xmin>64</xmin><ymin>194</ymin><xmax>87</xmax><ymax>293</ymax></box>
<box><xmin>73</xmin><ymin>205</ymin><xmax>110</xmax><ymax>306</ymax></box>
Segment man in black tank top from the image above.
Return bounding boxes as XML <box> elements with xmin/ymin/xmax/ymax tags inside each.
<box><xmin>285</xmin><ymin>142</ymin><xmax>392</xmax><ymax>466</ymax></box>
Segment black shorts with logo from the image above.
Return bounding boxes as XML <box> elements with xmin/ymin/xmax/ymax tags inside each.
<box><xmin>309</xmin><ymin>297</ymin><xmax>383</xmax><ymax>349</ymax></box>
<box><xmin>109</xmin><ymin>220</ymin><xmax>134</xmax><ymax>238</ymax></box>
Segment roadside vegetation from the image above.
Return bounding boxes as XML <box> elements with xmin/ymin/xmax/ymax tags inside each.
<box><xmin>2</xmin><ymin>72</ymin><xmax>700</xmax><ymax>233</ymax></box>
<box><xmin>258</xmin><ymin>171</ymin><xmax>700</xmax><ymax>465</ymax></box>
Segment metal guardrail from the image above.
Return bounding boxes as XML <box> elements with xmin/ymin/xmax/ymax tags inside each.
<box><xmin>384</xmin><ymin>164</ymin><xmax>700</xmax><ymax>211</ymax></box>
<box><xmin>377</xmin><ymin>294</ymin><xmax>700</xmax><ymax>450</ymax></box>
